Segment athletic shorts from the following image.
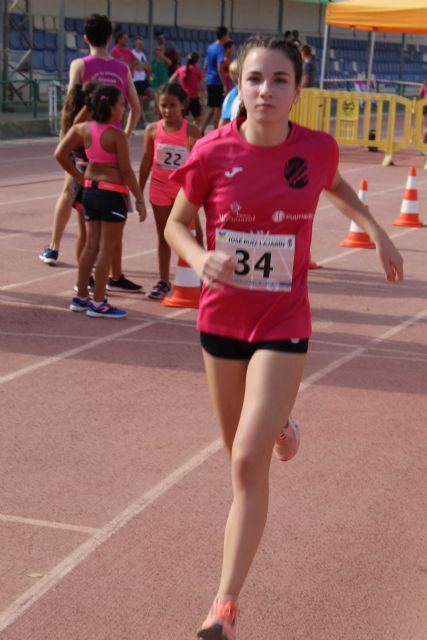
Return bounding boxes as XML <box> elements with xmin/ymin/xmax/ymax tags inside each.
<box><xmin>207</xmin><ymin>84</ymin><xmax>224</xmax><ymax>109</ymax></box>
<box><xmin>186</xmin><ymin>97</ymin><xmax>201</xmax><ymax>118</ymax></box>
<box><xmin>82</xmin><ymin>180</ymin><xmax>129</xmax><ymax>223</ymax></box>
<box><xmin>200</xmin><ymin>332</ymin><xmax>309</xmax><ymax>360</ymax></box>
<box><xmin>134</xmin><ymin>79</ymin><xmax>151</xmax><ymax>96</ymax></box>
<box><xmin>149</xmin><ymin>174</ymin><xmax>179</xmax><ymax>207</ymax></box>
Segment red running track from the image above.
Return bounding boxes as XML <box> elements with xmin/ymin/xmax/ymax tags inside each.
<box><xmin>0</xmin><ymin>135</ymin><xmax>426</xmax><ymax>640</ymax></box>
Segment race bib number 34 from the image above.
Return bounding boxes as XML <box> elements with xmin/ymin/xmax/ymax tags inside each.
<box><xmin>216</xmin><ymin>229</ymin><xmax>295</xmax><ymax>291</ymax></box>
<box><xmin>156</xmin><ymin>144</ymin><xmax>189</xmax><ymax>170</ymax></box>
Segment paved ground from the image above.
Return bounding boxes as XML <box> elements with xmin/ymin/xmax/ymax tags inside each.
<box><xmin>0</xmin><ymin>137</ymin><xmax>426</xmax><ymax>639</ymax></box>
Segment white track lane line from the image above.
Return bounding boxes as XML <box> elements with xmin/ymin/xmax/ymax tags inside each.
<box><xmin>0</xmin><ymin>193</ymin><xmax>59</xmax><ymax>207</ymax></box>
<box><xmin>0</xmin><ymin>304</ymin><xmax>426</xmax><ymax>631</ymax></box>
<box><xmin>0</xmin><ymin>248</ymin><xmax>156</xmax><ymax>291</ymax></box>
<box><xmin>0</xmin><ymin>307</ymin><xmax>190</xmax><ymax>386</ymax></box>
<box><xmin>0</xmin><ymin>514</ymin><xmax>99</xmax><ymax>535</ymax></box>
<box><xmin>0</xmin><ymin>222</ymin><xmax>417</xmax><ymax>292</ymax></box>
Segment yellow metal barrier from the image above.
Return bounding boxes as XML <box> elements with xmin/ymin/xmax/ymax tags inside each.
<box><xmin>292</xmin><ymin>88</ymin><xmax>415</xmax><ymax>167</ymax></box>
<box><xmin>412</xmin><ymin>98</ymin><xmax>427</xmax><ymax>170</ymax></box>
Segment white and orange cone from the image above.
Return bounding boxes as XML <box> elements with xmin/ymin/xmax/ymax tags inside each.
<box><xmin>340</xmin><ymin>180</ymin><xmax>375</xmax><ymax>249</ymax></box>
<box><xmin>393</xmin><ymin>167</ymin><xmax>425</xmax><ymax>228</ymax></box>
<box><xmin>162</xmin><ymin>220</ymin><xmax>201</xmax><ymax>309</ymax></box>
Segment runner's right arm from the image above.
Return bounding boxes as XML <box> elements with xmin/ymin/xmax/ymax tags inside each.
<box><xmin>165</xmin><ymin>190</ymin><xmax>234</xmax><ymax>288</ymax></box>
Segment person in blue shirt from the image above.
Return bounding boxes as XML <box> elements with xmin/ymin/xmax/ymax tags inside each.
<box><xmin>219</xmin><ymin>60</ymin><xmax>240</xmax><ymax>126</ymax></box>
<box><xmin>201</xmin><ymin>26</ymin><xmax>229</xmax><ymax>134</ymax></box>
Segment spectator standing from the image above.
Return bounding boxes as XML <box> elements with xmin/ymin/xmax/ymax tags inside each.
<box><xmin>111</xmin><ymin>31</ymin><xmax>139</xmax><ymax>74</ymax></box>
<box><xmin>170</xmin><ymin>51</ymin><xmax>206</xmax><ymax>125</ymax></box>
<box><xmin>301</xmin><ymin>44</ymin><xmax>316</xmax><ymax>88</ymax></box>
<box><xmin>155</xmin><ymin>31</ymin><xmax>180</xmax><ymax>76</ymax></box>
<box><xmin>66</xmin><ymin>13</ymin><xmax>142</xmax><ymax>293</ymax></box>
<box><xmin>138</xmin><ymin>83</ymin><xmax>202</xmax><ymax>301</ymax></box>
<box><xmin>151</xmin><ymin>47</ymin><xmax>171</xmax><ymax>90</ymax></box>
<box><xmin>219</xmin><ymin>60</ymin><xmax>240</xmax><ymax>127</ymax></box>
<box><xmin>132</xmin><ymin>36</ymin><xmax>154</xmax><ymax>127</ymax></box>
<box><xmin>292</xmin><ymin>29</ymin><xmax>302</xmax><ymax>47</ymax></box>
<box><xmin>201</xmin><ymin>26</ymin><xmax>229</xmax><ymax>134</ymax></box>
<box><xmin>55</xmin><ymin>84</ymin><xmax>146</xmax><ymax>319</ymax></box>
<box><xmin>39</xmin><ymin>13</ymin><xmax>141</xmax><ymax>290</ymax></box>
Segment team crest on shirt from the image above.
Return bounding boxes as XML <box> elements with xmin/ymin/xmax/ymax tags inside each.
<box><xmin>284</xmin><ymin>157</ymin><xmax>309</xmax><ymax>189</ymax></box>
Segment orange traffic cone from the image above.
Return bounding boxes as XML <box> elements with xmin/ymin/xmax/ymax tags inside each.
<box><xmin>308</xmin><ymin>253</ymin><xmax>322</xmax><ymax>269</ymax></box>
<box><xmin>162</xmin><ymin>220</ymin><xmax>201</xmax><ymax>309</ymax></box>
<box><xmin>393</xmin><ymin>167</ymin><xmax>425</xmax><ymax>228</ymax></box>
<box><xmin>340</xmin><ymin>180</ymin><xmax>375</xmax><ymax>248</ymax></box>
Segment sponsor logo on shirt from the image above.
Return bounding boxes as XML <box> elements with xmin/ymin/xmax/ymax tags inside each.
<box><xmin>224</xmin><ymin>167</ymin><xmax>243</xmax><ymax>179</ymax></box>
<box><xmin>272</xmin><ymin>210</ymin><xmax>285</xmax><ymax>222</ymax></box>
<box><xmin>284</xmin><ymin>157</ymin><xmax>308</xmax><ymax>189</ymax></box>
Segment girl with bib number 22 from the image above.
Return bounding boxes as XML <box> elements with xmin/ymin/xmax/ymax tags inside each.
<box><xmin>139</xmin><ymin>82</ymin><xmax>202</xmax><ymax>301</ymax></box>
<box><xmin>165</xmin><ymin>36</ymin><xmax>403</xmax><ymax>640</ymax></box>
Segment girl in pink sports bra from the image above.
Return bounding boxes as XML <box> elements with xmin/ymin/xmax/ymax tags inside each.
<box><xmin>139</xmin><ymin>82</ymin><xmax>202</xmax><ymax>300</ymax></box>
<box><xmin>55</xmin><ymin>84</ymin><xmax>146</xmax><ymax>319</ymax></box>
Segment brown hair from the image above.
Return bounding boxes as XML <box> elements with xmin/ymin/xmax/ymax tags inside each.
<box><xmin>185</xmin><ymin>51</ymin><xmax>200</xmax><ymax>82</ymax></box>
<box><xmin>59</xmin><ymin>84</ymin><xmax>85</xmax><ymax>137</ymax></box>
<box><xmin>236</xmin><ymin>34</ymin><xmax>303</xmax><ymax>119</ymax></box>
<box><xmin>237</xmin><ymin>34</ymin><xmax>302</xmax><ymax>85</ymax></box>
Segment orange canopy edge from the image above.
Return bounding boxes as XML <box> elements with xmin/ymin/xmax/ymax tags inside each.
<box><xmin>325</xmin><ymin>0</ymin><xmax>427</xmax><ymax>34</ymax></box>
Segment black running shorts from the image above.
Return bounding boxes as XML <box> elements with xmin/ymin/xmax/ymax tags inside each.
<box><xmin>207</xmin><ymin>84</ymin><xmax>224</xmax><ymax>108</ymax></box>
<box><xmin>82</xmin><ymin>188</ymin><xmax>128</xmax><ymax>223</ymax></box>
<box><xmin>200</xmin><ymin>332</ymin><xmax>309</xmax><ymax>360</ymax></box>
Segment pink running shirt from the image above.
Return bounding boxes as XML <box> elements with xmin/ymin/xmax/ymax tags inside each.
<box><xmin>175</xmin><ymin>64</ymin><xmax>204</xmax><ymax>99</ymax></box>
<box><xmin>172</xmin><ymin>120</ymin><xmax>339</xmax><ymax>342</ymax></box>
<box><xmin>150</xmin><ymin>118</ymin><xmax>190</xmax><ymax>205</ymax></box>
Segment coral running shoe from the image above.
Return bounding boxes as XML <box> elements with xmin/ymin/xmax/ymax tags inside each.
<box><xmin>274</xmin><ymin>416</ymin><xmax>300</xmax><ymax>461</ymax></box>
<box><xmin>197</xmin><ymin>598</ymin><xmax>239</xmax><ymax>640</ymax></box>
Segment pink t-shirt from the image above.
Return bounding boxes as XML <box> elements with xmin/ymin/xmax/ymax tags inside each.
<box><xmin>111</xmin><ymin>46</ymin><xmax>135</xmax><ymax>66</ymax></box>
<box><xmin>172</xmin><ymin>120</ymin><xmax>339</xmax><ymax>342</ymax></box>
<box><xmin>175</xmin><ymin>64</ymin><xmax>204</xmax><ymax>99</ymax></box>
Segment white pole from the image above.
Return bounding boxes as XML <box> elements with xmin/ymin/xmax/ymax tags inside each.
<box><xmin>320</xmin><ymin>23</ymin><xmax>329</xmax><ymax>90</ymax></box>
<box><xmin>367</xmin><ymin>30</ymin><xmax>375</xmax><ymax>89</ymax></box>
<box><xmin>57</xmin><ymin>0</ymin><xmax>64</xmax><ymax>84</ymax></box>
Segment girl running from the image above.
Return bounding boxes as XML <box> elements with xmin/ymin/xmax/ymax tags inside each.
<box><xmin>55</xmin><ymin>84</ymin><xmax>146</xmax><ymax>319</ymax></box>
<box><xmin>139</xmin><ymin>82</ymin><xmax>202</xmax><ymax>301</ymax></box>
<box><xmin>170</xmin><ymin>52</ymin><xmax>206</xmax><ymax>125</ymax></box>
<box><xmin>164</xmin><ymin>35</ymin><xmax>403</xmax><ymax>639</ymax></box>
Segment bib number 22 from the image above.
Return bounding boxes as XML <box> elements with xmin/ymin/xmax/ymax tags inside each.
<box><xmin>164</xmin><ymin>151</ymin><xmax>182</xmax><ymax>167</ymax></box>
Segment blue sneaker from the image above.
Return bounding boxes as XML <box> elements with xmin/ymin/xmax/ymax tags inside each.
<box><xmin>39</xmin><ymin>247</ymin><xmax>59</xmax><ymax>265</ymax></box>
<box><xmin>70</xmin><ymin>296</ymin><xmax>90</xmax><ymax>312</ymax></box>
<box><xmin>86</xmin><ymin>299</ymin><xmax>127</xmax><ymax>319</ymax></box>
